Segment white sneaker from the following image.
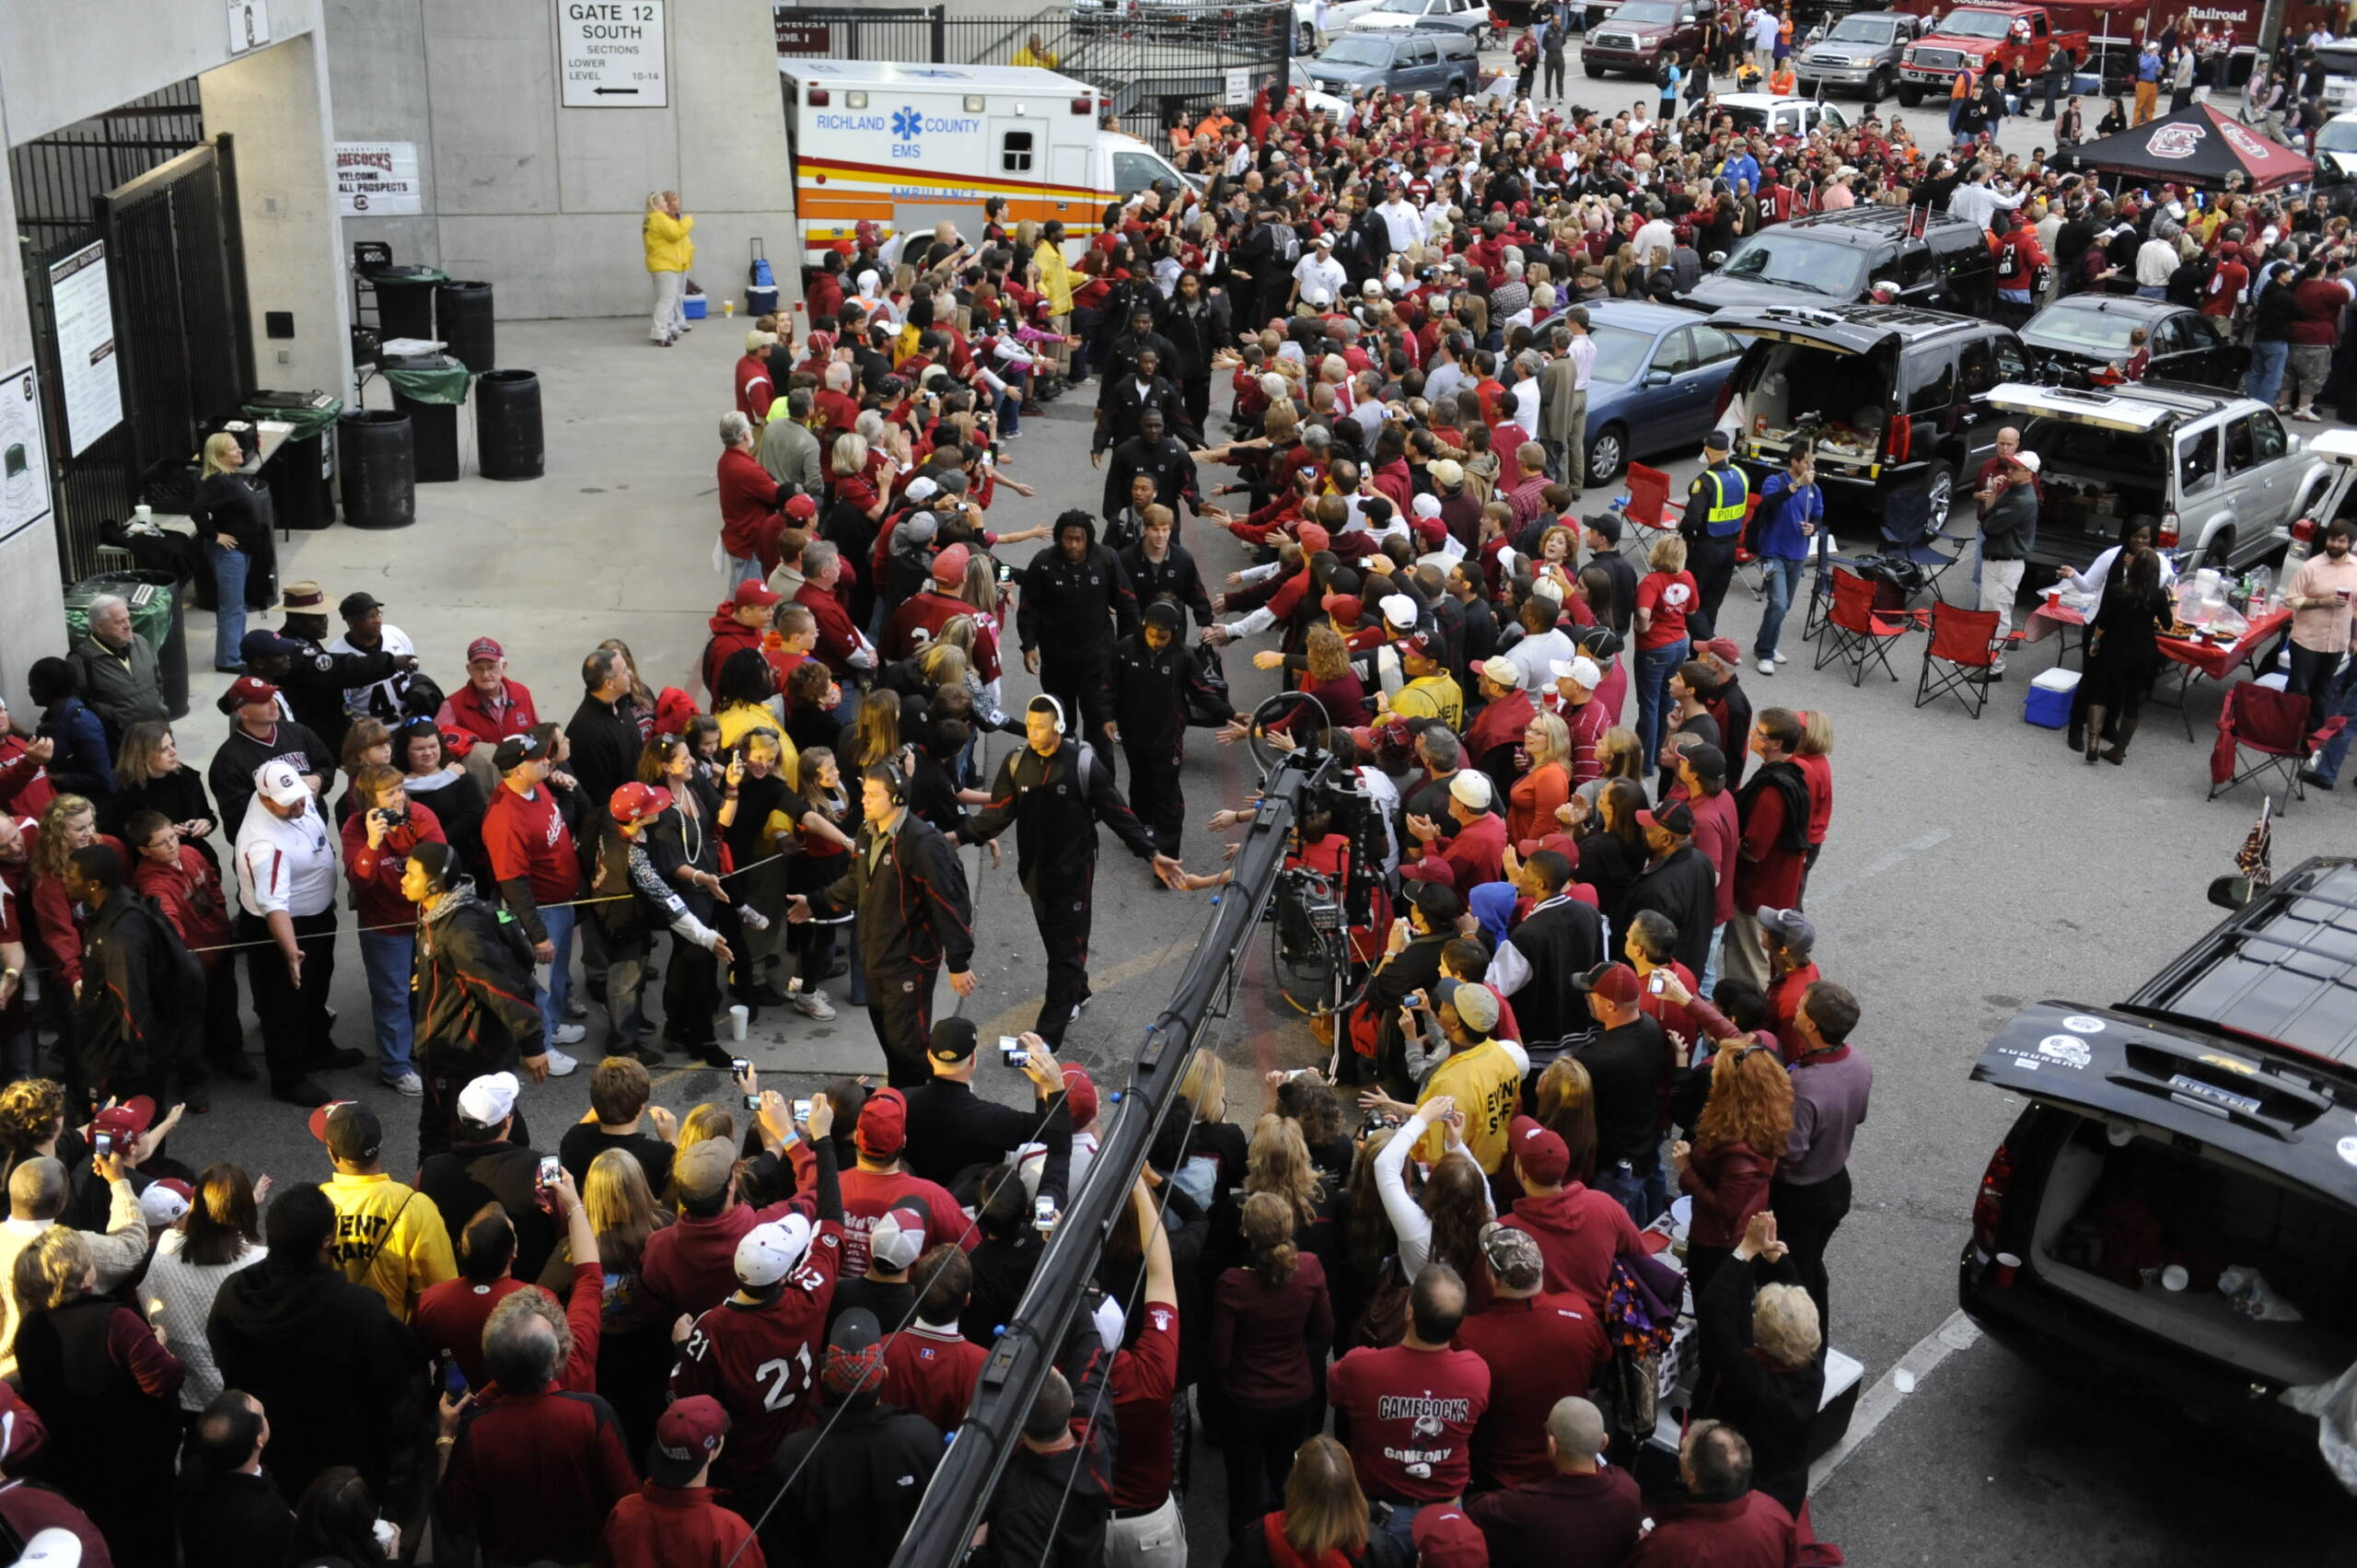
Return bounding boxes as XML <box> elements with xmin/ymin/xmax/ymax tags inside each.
<box><xmin>552</xmin><ymin>1022</ymin><xmax>587</xmax><ymax>1047</ymax></box>
<box><xmin>791</xmin><ymin>989</ymin><xmax>838</xmax><ymax>1021</ymax></box>
<box><xmin>541</xmin><ymin>1047</ymin><xmax>580</xmax><ymax>1077</ymax></box>
<box><xmin>384</xmin><ymin>1071</ymin><xmax>423</xmax><ymax>1097</ymax></box>
<box><xmin>1774</xmin><ymin>650</ymin><xmax>1790</xmax><ymax>664</ymax></box>
<box><xmin>1757</xmin><ymin>656</ymin><xmax>1776</xmax><ymax>675</ymax></box>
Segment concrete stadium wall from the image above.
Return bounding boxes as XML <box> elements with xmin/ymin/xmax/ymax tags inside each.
<box><xmin>324</xmin><ymin>0</ymin><xmax>801</xmax><ymax>320</ymax></box>
<box><xmin>0</xmin><ymin>1</ymin><xmax>343</xmax><ymax>711</ymax></box>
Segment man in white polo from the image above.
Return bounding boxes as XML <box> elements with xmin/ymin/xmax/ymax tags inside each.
<box><xmin>235</xmin><ymin>758</ymin><xmax>356</xmax><ymax>1107</ymax></box>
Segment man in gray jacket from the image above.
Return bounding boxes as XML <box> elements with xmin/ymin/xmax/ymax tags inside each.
<box><xmin>758</xmin><ymin>388</ymin><xmax>823</xmax><ymax>495</ymax></box>
<box><xmin>71</xmin><ymin>594</ymin><xmax>167</xmax><ymax>742</ymax></box>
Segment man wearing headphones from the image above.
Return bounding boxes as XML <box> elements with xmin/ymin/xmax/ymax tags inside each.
<box><xmin>1017</xmin><ymin>511</ymin><xmax>1139</xmax><ymax>772</ymax></box>
<box><xmin>957</xmin><ymin>695</ymin><xmax>1184</xmax><ymax>1044</ymax></box>
<box><xmin>789</xmin><ymin>761</ymin><xmax>976</xmax><ymax>1087</ymax></box>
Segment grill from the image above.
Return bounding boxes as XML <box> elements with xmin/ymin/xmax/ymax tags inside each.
<box><xmin>1910</xmin><ymin>47</ymin><xmax>1965</xmax><ymax>70</ymax></box>
<box><xmin>1593</xmin><ymin>30</ymin><xmax>1636</xmax><ymax>47</ymax></box>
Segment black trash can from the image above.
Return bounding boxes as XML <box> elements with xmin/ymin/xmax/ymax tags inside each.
<box><xmin>244</xmin><ymin>389</ymin><xmax>343</xmax><ymax>532</ymax></box>
<box><xmin>372</xmin><ymin>267</ymin><xmax>443</xmax><ymax>342</ymax></box>
<box><xmin>339</xmin><ymin>410</ymin><xmax>416</xmax><ymax>530</ymax></box>
<box><xmin>477</xmin><ymin>370</ymin><xmax>544</xmax><ymax>481</ymax></box>
<box><xmin>436</xmin><ymin>280</ymin><xmax>495</xmax><ymax>375</ymax></box>
<box><xmin>386</xmin><ymin>353</ymin><xmax>465</xmax><ymax>482</ymax></box>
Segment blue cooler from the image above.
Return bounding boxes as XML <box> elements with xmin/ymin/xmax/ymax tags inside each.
<box><xmin>746</xmin><ymin>285</ymin><xmax>779</xmax><ymax>316</ymax></box>
<box><xmin>2025</xmin><ymin>668</ymin><xmax>2077</xmax><ymax>727</ymax></box>
<box><xmin>682</xmin><ymin>295</ymin><xmax>708</xmax><ymax>319</ymax></box>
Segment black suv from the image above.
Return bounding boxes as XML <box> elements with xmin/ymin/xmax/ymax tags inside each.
<box><xmin>1715</xmin><ymin>303</ymin><xmax>2029</xmax><ymax>528</ymax></box>
<box><xmin>1960</xmin><ymin>857</ymin><xmax>2357</xmax><ymax>1460</ymax></box>
<box><xmin>1682</xmin><ymin>206</ymin><xmax>1997</xmax><ymax>319</ymax></box>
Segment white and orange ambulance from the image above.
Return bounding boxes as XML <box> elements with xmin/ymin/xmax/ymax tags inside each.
<box><xmin>780</xmin><ymin>60</ymin><xmax>1200</xmax><ymax>264</ymax></box>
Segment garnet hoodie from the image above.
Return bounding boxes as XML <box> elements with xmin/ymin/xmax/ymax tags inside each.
<box><xmin>1500</xmin><ymin>1185</ymin><xmax>1646</xmax><ymax>1310</ymax></box>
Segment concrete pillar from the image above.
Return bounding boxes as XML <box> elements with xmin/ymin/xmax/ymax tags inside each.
<box><xmin>201</xmin><ymin>17</ymin><xmax>354</xmax><ymax>400</ymax></box>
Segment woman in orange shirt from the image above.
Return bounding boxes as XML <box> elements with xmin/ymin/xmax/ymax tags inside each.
<box><xmin>1508</xmin><ymin>712</ymin><xmax>1573</xmax><ymax>845</ymax></box>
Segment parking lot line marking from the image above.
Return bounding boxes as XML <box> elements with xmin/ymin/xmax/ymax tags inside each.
<box><xmin>1809</xmin><ymin>1308</ymin><xmax>1982</xmax><ymax>1492</ymax></box>
<box><xmin>1813</xmin><ymin>827</ymin><xmax>1954</xmax><ymax>903</ymax></box>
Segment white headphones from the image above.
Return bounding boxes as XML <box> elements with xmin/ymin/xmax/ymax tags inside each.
<box><xmin>1031</xmin><ymin>694</ymin><xmax>1066</xmax><ymax>735</ymax></box>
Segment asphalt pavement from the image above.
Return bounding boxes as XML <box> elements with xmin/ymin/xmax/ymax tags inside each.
<box><xmin>142</xmin><ymin>53</ymin><xmax>2357</xmax><ymax>1557</ymax></box>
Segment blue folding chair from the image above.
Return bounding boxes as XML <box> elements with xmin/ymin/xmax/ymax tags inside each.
<box><xmin>1878</xmin><ymin>488</ymin><xmax>1974</xmax><ymax>604</ymax></box>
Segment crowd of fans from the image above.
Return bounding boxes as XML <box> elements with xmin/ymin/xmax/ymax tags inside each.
<box><xmin>16</xmin><ymin>11</ymin><xmax>2357</xmax><ymax>1561</ymax></box>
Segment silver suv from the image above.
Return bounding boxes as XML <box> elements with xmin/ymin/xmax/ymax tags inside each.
<box><xmin>1793</xmin><ymin>10</ymin><xmax>1928</xmax><ymax>102</ymax></box>
<box><xmin>1983</xmin><ymin>381</ymin><xmax>2340</xmax><ymax>575</ymax></box>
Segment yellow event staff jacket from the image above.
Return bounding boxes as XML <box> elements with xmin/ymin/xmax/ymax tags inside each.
<box><xmin>323</xmin><ymin>1171</ymin><xmax>457</xmax><ymax>1321</ymax></box>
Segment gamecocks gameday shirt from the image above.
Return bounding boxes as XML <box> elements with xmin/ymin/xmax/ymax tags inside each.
<box><xmin>1326</xmin><ymin>1341</ymin><xmax>1491</xmax><ymax>1503</ymax></box>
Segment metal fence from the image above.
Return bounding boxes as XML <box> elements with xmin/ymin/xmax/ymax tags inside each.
<box><xmin>8</xmin><ymin>84</ymin><xmax>250</xmax><ymax>583</ymax></box>
<box><xmin>775</xmin><ymin>2</ymin><xmax>1293</xmax><ymax>145</ymax></box>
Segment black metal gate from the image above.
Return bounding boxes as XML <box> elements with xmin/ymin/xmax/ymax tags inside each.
<box><xmin>8</xmin><ymin>83</ymin><xmax>251</xmax><ymax>583</ymax></box>
<box><xmin>775</xmin><ymin>2</ymin><xmax>1293</xmax><ymax>145</ymax></box>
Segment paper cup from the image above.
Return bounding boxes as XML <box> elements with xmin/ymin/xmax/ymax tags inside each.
<box><xmin>2161</xmin><ymin>1263</ymin><xmax>2189</xmax><ymax>1292</ymax></box>
<box><xmin>729</xmin><ymin>1005</ymin><xmax>749</xmax><ymax>1041</ymax></box>
<box><xmin>1991</xmin><ymin>1251</ymin><xmax>2023</xmax><ymax>1287</ymax></box>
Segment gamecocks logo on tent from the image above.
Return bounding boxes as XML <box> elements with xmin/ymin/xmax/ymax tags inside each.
<box><xmin>2146</xmin><ymin>122</ymin><xmax>2207</xmax><ymax>160</ymax></box>
<box><xmin>2219</xmin><ymin>119</ymin><xmax>2273</xmax><ymax>163</ymax></box>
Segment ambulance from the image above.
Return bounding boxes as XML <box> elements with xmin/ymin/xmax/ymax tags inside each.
<box><xmin>780</xmin><ymin>60</ymin><xmax>1200</xmax><ymax>265</ymax></box>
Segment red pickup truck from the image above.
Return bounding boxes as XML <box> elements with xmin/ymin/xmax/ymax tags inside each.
<box><xmin>1895</xmin><ymin>3</ymin><xmax>2089</xmax><ymax>105</ymax></box>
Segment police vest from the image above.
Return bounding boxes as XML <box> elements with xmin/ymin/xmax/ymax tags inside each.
<box><xmin>1699</xmin><ymin>467</ymin><xmax>1749</xmax><ymax>538</ymax></box>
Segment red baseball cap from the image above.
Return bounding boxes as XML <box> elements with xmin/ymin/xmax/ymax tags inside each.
<box><xmin>466</xmin><ymin>636</ymin><xmax>504</xmax><ymax>664</ymax></box>
<box><xmin>1412</xmin><ymin>1507</ymin><xmax>1489</xmax><ymax>1568</ymax></box>
<box><xmin>91</xmin><ymin>1096</ymin><xmax>156</xmax><ymax>1143</ymax></box>
<box><xmin>1508</xmin><ymin>1114</ymin><xmax>1571</xmax><ymax>1185</ymax></box>
<box><xmin>225</xmin><ymin>675</ymin><xmax>280</xmax><ymax>708</ymax></box>
<box><xmin>784</xmin><ymin>493</ymin><xmax>819</xmax><ymax>522</ymax></box>
<box><xmin>1061</xmin><ymin>1064</ymin><xmax>1099</xmax><ymax>1127</ymax></box>
<box><xmin>1574</xmin><ymin>961</ymin><xmax>1643</xmax><ymax>1007</ymax></box>
<box><xmin>609</xmin><ymin>782</ymin><xmax>673</xmax><ymax>826</ymax></box>
<box><xmin>933</xmin><ymin>543</ymin><xmax>972</xmax><ymax>585</ymax></box>
<box><xmin>733</xmin><ymin>579</ymin><xmax>784</xmax><ymax>609</ymax></box>
<box><xmin>1322</xmin><ymin>592</ymin><xmax>1364</xmax><ymax>623</ymax></box>
<box><xmin>1295</xmin><ymin>522</ymin><xmax>1331</xmax><ymax>553</ymax></box>
<box><xmin>856</xmin><ymin>1087</ymin><xmax>909</xmax><ymax>1159</ymax></box>
<box><xmin>650</xmin><ymin>1395</ymin><xmax>730</xmax><ymax>1486</ymax></box>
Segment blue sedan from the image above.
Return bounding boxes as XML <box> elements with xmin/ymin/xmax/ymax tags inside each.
<box><xmin>1576</xmin><ymin>300</ymin><xmax>1747</xmax><ymax>487</ymax></box>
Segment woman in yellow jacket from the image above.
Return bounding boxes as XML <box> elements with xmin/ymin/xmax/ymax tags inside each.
<box><xmin>1033</xmin><ymin>220</ymin><xmax>1076</xmax><ymax>383</ymax></box>
<box><xmin>644</xmin><ymin>189</ymin><xmax>695</xmax><ymax>346</ymax></box>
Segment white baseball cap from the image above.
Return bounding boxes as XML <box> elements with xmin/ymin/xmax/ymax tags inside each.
<box><xmin>2013</xmin><ymin>450</ymin><xmax>2042</xmax><ymax>474</ymax></box>
<box><xmin>735</xmin><ymin>1215</ymin><xmax>814</xmax><ymax>1287</ymax></box>
<box><xmin>868</xmin><ymin>1206</ymin><xmax>927</xmax><ymax>1272</ymax></box>
<box><xmin>254</xmin><ymin>759</ymin><xmax>308</xmax><ymax>808</ymax></box>
<box><xmin>1449</xmin><ymin>771</ymin><xmax>1495</xmax><ymax>810</ymax></box>
<box><xmin>1413</xmin><ymin>494</ymin><xmax>1444</xmax><ymax>519</ymax></box>
<box><xmin>1479</xmin><ymin>656</ymin><xmax>1522</xmax><ymax>690</ymax></box>
<box><xmin>1380</xmin><ymin>593</ymin><xmax>1419</xmax><ymax>631</ymax></box>
<box><xmin>905</xmin><ymin>476</ymin><xmax>940</xmax><ymax>504</ymax></box>
<box><xmin>457</xmin><ymin>1072</ymin><xmax>519</xmax><ymax>1126</ymax></box>
<box><xmin>1551</xmin><ymin>656</ymin><xmax>1604</xmax><ymax>689</ymax></box>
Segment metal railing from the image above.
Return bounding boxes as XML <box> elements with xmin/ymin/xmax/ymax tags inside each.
<box><xmin>885</xmin><ymin>748</ymin><xmax>1329</xmax><ymax>1568</ymax></box>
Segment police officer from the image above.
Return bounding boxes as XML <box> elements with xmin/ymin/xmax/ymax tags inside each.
<box><xmin>957</xmin><ymin>695</ymin><xmax>1184</xmax><ymax>1045</ymax></box>
<box><xmin>1109</xmin><ymin>600</ymin><xmax>1233</xmax><ymax>859</ymax></box>
<box><xmin>790</xmin><ymin>761</ymin><xmax>977</xmax><ymax>1088</ymax></box>
<box><xmin>1682</xmin><ymin>431</ymin><xmax>1750</xmax><ymax>636</ymax></box>
<box><xmin>1017</xmin><ymin>510</ymin><xmax>1140</xmax><ymax>771</ymax></box>
<box><xmin>243</xmin><ymin>581</ymin><xmax>414</xmax><ymax>753</ymax></box>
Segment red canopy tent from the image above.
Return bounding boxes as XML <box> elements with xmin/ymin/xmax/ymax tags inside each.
<box><xmin>2059</xmin><ymin>102</ymin><xmax>2316</xmax><ymax>193</ymax></box>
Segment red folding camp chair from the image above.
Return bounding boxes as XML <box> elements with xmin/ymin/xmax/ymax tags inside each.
<box><xmin>1914</xmin><ymin>601</ymin><xmax>2003</xmax><ymax>717</ymax></box>
<box><xmin>1620</xmin><ymin>464</ymin><xmax>1683</xmax><ymax>564</ymax></box>
<box><xmin>2208</xmin><ymin>681</ymin><xmax>2350</xmax><ymax>807</ymax></box>
<box><xmin>1814</xmin><ymin>567</ymin><xmax>1911</xmax><ymax>687</ymax></box>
